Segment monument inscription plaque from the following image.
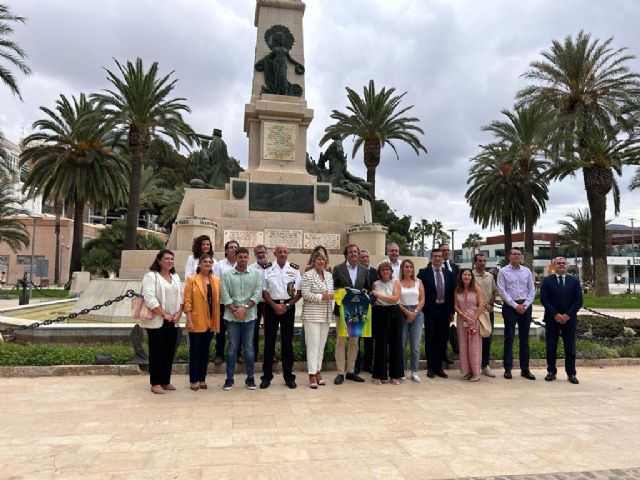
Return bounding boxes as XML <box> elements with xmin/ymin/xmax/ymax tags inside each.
<box><xmin>263</xmin><ymin>121</ymin><xmax>296</xmax><ymax>161</ymax></box>
<box><xmin>303</xmin><ymin>233</ymin><xmax>341</xmax><ymax>250</ymax></box>
<box><xmin>265</xmin><ymin>229</ymin><xmax>303</xmax><ymax>249</ymax></box>
<box><xmin>223</xmin><ymin>230</ymin><xmax>264</xmax><ymax>248</ymax></box>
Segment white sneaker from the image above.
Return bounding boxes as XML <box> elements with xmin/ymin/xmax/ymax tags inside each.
<box><xmin>410</xmin><ymin>372</ymin><xmax>421</xmax><ymax>383</ymax></box>
<box><xmin>482</xmin><ymin>366</ymin><xmax>496</xmax><ymax>378</ymax></box>
<box><xmin>400</xmin><ymin>376</ymin><xmax>407</xmax><ymax>381</ymax></box>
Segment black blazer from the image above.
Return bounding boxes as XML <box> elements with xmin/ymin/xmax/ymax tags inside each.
<box><xmin>332</xmin><ymin>261</ymin><xmax>371</xmax><ymax>315</ymax></box>
<box><xmin>367</xmin><ymin>266</ymin><xmax>379</xmax><ymax>286</ymax></box>
<box><xmin>443</xmin><ymin>260</ymin><xmax>459</xmax><ymax>280</ymax></box>
<box><xmin>417</xmin><ymin>265</ymin><xmax>455</xmax><ymax>316</ymax></box>
<box><xmin>540</xmin><ymin>274</ymin><xmax>583</xmax><ymax>323</ymax></box>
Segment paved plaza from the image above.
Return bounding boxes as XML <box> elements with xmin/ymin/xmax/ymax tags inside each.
<box><xmin>1</xmin><ymin>366</ymin><xmax>639</xmax><ymax>479</ymax></box>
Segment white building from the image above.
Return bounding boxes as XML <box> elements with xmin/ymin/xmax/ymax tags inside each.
<box><xmin>0</xmin><ymin>136</ymin><xmax>42</xmax><ymax>215</ymax></box>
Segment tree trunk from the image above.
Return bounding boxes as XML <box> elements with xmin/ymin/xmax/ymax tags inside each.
<box><xmin>581</xmin><ymin>248</ymin><xmax>593</xmax><ymax>284</ymax></box>
<box><xmin>363</xmin><ymin>139</ymin><xmax>381</xmax><ymax>200</ymax></box>
<box><xmin>124</xmin><ymin>127</ymin><xmax>146</xmax><ymax>250</ymax></box>
<box><xmin>68</xmin><ymin>201</ymin><xmax>85</xmax><ymax>281</ymax></box>
<box><xmin>583</xmin><ymin>166</ymin><xmax>612</xmax><ymax>296</ymax></box>
<box><xmin>522</xmin><ymin>181</ymin><xmax>535</xmax><ymax>271</ymax></box>
<box><xmin>53</xmin><ymin>199</ymin><xmax>62</xmax><ymax>285</ymax></box>
<box><xmin>503</xmin><ymin>215</ymin><xmax>512</xmax><ymax>261</ymax></box>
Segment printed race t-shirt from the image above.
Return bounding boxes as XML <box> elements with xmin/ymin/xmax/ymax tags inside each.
<box><xmin>334</xmin><ymin>288</ymin><xmax>373</xmax><ymax>337</ymax></box>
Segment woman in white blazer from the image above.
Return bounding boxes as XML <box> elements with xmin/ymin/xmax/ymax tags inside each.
<box><xmin>301</xmin><ymin>250</ymin><xmax>334</xmax><ymax>389</ymax></box>
<box><xmin>141</xmin><ymin>249</ymin><xmax>183</xmax><ymax>394</ymax></box>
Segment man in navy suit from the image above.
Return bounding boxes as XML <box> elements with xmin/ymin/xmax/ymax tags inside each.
<box><xmin>417</xmin><ymin>248</ymin><xmax>455</xmax><ymax>378</ymax></box>
<box><xmin>540</xmin><ymin>257</ymin><xmax>583</xmax><ymax>384</ymax></box>
<box><xmin>440</xmin><ymin>243</ymin><xmax>460</xmax><ymax>363</ymax></box>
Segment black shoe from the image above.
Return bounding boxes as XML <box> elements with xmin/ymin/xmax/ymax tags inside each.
<box><xmin>503</xmin><ymin>370</ymin><xmax>512</xmax><ymax>379</ymax></box>
<box><xmin>285</xmin><ymin>378</ymin><xmax>297</xmax><ymax>389</ymax></box>
<box><xmin>334</xmin><ymin>374</ymin><xmax>345</xmax><ymax>385</ymax></box>
<box><xmin>545</xmin><ymin>373</ymin><xmax>556</xmax><ymax>382</ymax></box>
<box><xmin>345</xmin><ymin>372</ymin><xmax>365</xmax><ymax>383</ymax></box>
<box><xmin>435</xmin><ymin>370</ymin><xmax>448</xmax><ymax>379</ymax></box>
<box><xmin>426</xmin><ymin>370</ymin><xmax>436</xmax><ymax>379</ymax></box>
<box><xmin>568</xmin><ymin>375</ymin><xmax>579</xmax><ymax>385</ymax></box>
<box><xmin>259</xmin><ymin>378</ymin><xmax>270</xmax><ymax>389</ymax></box>
<box><xmin>521</xmin><ymin>369</ymin><xmax>536</xmax><ymax>380</ymax></box>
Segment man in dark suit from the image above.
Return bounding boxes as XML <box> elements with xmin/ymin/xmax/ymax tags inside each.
<box><xmin>356</xmin><ymin>249</ymin><xmax>378</xmax><ymax>373</ymax></box>
<box><xmin>440</xmin><ymin>243</ymin><xmax>460</xmax><ymax>363</ymax></box>
<box><xmin>417</xmin><ymin>248</ymin><xmax>455</xmax><ymax>378</ymax></box>
<box><xmin>540</xmin><ymin>257</ymin><xmax>583</xmax><ymax>384</ymax></box>
<box><xmin>333</xmin><ymin>244</ymin><xmax>371</xmax><ymax>384</ymax></box>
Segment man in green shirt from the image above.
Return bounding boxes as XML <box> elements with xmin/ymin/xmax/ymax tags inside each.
<box><xmin>221</xmin><ymin>247</ymin><xmax>263</xmax><ymax>390</ymax></box>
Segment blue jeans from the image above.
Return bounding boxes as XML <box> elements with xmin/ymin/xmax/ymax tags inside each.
<box><xmin>225</xmin><ymin>320</ymin><xmax>255</xmax><ymax>381</ymax></box>
<box><xmin>401</xmin><ymin>306</ymin><xmax>424</xmax><ymax>373</ymax></box>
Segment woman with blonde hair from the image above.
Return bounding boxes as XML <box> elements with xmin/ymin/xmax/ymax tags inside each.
<box><xmin>398</xmin><ymin>259</ymin><xmax>425</xmax><ymax>382</ymax></box>
<box><xmin>301</xmin><ymin>250</ymin><xmax>334</xmax><ymax>388</ymax></box>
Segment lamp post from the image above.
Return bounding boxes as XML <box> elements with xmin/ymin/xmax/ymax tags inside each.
<box><xmin>631</xmin><ymin>218</ymin><xmax>636</xmax><ymax>294</ymax></box>
<box><xmin>449</xmin><ymin>228</ymin><xmax>457</xmax><ymax>263</ymax></box>
<box><xmin>27</xmin><ymin>215</ymin><xmax>41</xmax><ymax>301</ymax></box>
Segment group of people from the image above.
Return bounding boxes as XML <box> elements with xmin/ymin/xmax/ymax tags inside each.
<box><xmin>140</xmin><ymin>237</ymin><xmax>583</xmax><ymax>394</ymax></box>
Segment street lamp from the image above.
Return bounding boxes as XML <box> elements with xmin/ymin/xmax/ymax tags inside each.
<box><xmin>27</xmin><ymin>214</ymin><xmax>44</xmax><ymax>300</ymax></box>
<box><xmin>631</xmin><ymin>218</ymin><xmax>636</xmax><ymax>294</ymax></box>
<box><xmin>449</xmin><ymin>228</ymin><xmax>458</xmax><ymax>263</ymax></box>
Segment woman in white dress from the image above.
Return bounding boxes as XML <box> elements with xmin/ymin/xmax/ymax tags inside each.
<box><xmin>184</xmin><ymin>235</ymin><xmax>215</xmax><ymax>279</ymax></box>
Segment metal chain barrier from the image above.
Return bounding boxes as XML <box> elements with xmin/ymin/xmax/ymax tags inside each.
<box><xmin>579</xmin><ymin>306</ymin><xmax>627</xmax><ymax>321</ymax></box>
<box><xmin>0</xmin><ymin>290</ymin><xmax>138</xmax><ymax>335</ymax></box>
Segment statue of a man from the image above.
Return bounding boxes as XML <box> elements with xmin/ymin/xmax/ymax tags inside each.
<box><xmin>317</xmin><ymin>136</ymin><xmax>372</xmax><ymax>201</ymax></box>
<box><xmin>190</xmin><ymin>129</ymin><xmax>232</xmax><ymax>189</ymax></box>
<box><xmin>255</xmin><ymin>25</ymin><xmax>304</xmax><ymax>97</ymax></box>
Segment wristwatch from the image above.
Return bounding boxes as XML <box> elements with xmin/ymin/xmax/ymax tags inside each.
<box><xmin>244</xmin><ymin>304</ymin><xmax>250</xmax><ymax>309</ymax></box>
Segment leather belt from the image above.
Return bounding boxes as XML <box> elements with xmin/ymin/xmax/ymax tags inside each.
<box><xmin>515</xmin><ymin>299</ymin><xmax>525</xmax><ymax>305</ymax></box>
<box><xmin>274</xmin><ymin>299</ymin><xmax>292</xmax><ymax>304</ymax></box>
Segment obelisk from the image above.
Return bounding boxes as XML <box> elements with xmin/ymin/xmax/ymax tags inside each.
<box><xmin>243</xmin><ymin>0</ymin><xmax>315</xmax><ymax>185</ymax></box>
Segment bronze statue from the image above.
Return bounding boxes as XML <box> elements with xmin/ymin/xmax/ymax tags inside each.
<box><xmin>307</xmin><ymin>136</ymin><xmax>373</xmax><ymax>201</ymax></box>
<box><xmin>190</xmin><ymin>129</ymin><xmax>232</xmax><ymax>189</ymax></box>
<box><xmin>255</xmin><ymin>25</ymin><xmax>304</xmax><ymax>97</ymax></box>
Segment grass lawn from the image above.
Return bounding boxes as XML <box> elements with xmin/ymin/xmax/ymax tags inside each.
<box><xmin>0</xmin><ymin>289</ymin><xmax>70</xmax><ymax>299</ymax></box>
<box><xmin>534</xmin><ymin>292</ymin><xmax>640</xmax><ymax>309</ymax></box>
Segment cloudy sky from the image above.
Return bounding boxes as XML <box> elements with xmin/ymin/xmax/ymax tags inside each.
<box><xmin>2</xmin><ymin>0</ymin><xmax>640</xmax><ymax>247</ymax></box>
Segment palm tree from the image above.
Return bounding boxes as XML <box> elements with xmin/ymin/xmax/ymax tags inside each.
<box><xmin>319</xmin><ymin>80</ymin><xmax>427</xmax><ymax>200</ymax></box>
<box><xmin>558</xmin><ymin>209</ymin><xmax>598</xmax><ymax>283</ymax></box>
<box><xmin>430</xmin><ymin>220</ymin><xmax>447</xmax><ymax>251</ymax></box>
<box><xmin>466</xmin><ymin>143</ymin><xmax>546</xmax><ymax>260</ymax></box>
<box><xmin>410</xmin><ymin>218</ymin><xmax>431</xmax><ymax>256</ymax></box>
<box><xmin>20</xmin><ymin>94</ymin><xmax>130</xmax><ymax>279</ymax></box>
<box><xmin>631</xmin><ymin>167</ymin><xmax>640</xmax><ymax>191</ymax></box>
<box><xmin>0</xmin><ymin>184</ymin><xmax>29</xmax><ymax>252</ymax></box>
<box><xmin>0</xmin><ymin>4</ymin><xmax>31</xmax><ymax>99</ymax></box>
<box><xmin>518</xmin><ymin>31</ymin><xmax>640</xmax><ymax>296</ymax></box>
<box><xmin>482</xmin><ymin>103</ymin><xmax>552</xmax><ymax>269</ymax></box>
<box><xmin>92</xmin><ymin>58</ymin><xmax>195</xmax><ymax>250</ymax></box>
<box><xmin>464</xmin><ymin>233</ymin><xmax>483</xmax><ymax>254</ymax></box>
<box><xmin>157</xmin><ymin>184</ymin><xmax>187</xmax><ymax>230</ymax></box>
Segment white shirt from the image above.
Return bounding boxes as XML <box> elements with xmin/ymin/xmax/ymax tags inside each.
<box><xmin>248</xmin><ymin>261</ymin><xmax>268</xmax><ymax>303</ymax></box>
<box><xmin>263</xmin><ymin>261</ymin><xmax>302</xmax><ymax>300</ymax></box>
<box><xmin>346</xmin><ymin>261</ymin><xmax>359</xmax><ymax>286</ymax></box>
<box><xmin>213</xmin><ymin>258</ymin><xmax>236</xmax><ymax>278</ymax></box>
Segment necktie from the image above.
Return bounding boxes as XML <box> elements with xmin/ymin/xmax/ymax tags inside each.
<box><xmin>444</xmin><ymin>261</ymin><xmax>450</xmax><ymax>272</ymax></box>
<box><xmin>436</xmin><ymin>268</ymin><xmax>444</xmax><ymax>301</ymax></box>
<box><xmin>560</xmin><ymin>276</ymin><xmax>564</xmax><ymax>288</ymax></box>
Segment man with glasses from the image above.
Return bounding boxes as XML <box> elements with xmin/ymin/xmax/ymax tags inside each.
<box><xmin>497</xmin><ymin>248</ymin><xmax>536</xmax><ymax>380</ymax></box>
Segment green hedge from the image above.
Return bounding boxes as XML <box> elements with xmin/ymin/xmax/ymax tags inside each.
<box><xmin>1</xmin><ymin>336</ymin><xmax>639</xmax><ymax>366</ymax></box>
<box><xmin>576</xmin><ymin>315</ymin><xmax>640</xmax><ymax>338</ymax></box>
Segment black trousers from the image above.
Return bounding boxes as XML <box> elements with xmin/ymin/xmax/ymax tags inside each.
<box><xmin>356</xmin><ymin>336</ymin><xmax>374</xmax><ymax>372</ymax></box>
<box><xmin>424</xmin><ymin>304</ymin><xmax>450</xmax><ymax>373</ymax></box>
<box><xmin>254</xmin><ymin>302</ymin><xmax>264</xmax><ymax>361</ymax></box>
<box><xmin>545</xmin><ymin>318</ymin><xmax>577</xmax><ymax>376</ymax></box>
<box><xmin>261</xmin><ymin>303</ymin><xmax>295</xmax><ymax>382</ymax></box>
<box><xmin>146</xmin><ymin>321</ymin><xmax>178</xmax><ymax>386</ymax></box>
<box><xmin>215</xmin><ymin>304</ymin><xmax>227</xmax><ymax>358</ymax></box>
<box><xmin>481</xmin><ymin>311</ymin><xmax>495</xmax><ymax>368</ymax></box>
<box><xmin>188</xmin><ymin>331</ymin><xmax>213</xmax><ymax>383</ymax></box>
<box><xmin>372</xmin><ymin>305</ymin><xmax>403</xmax><ymax>381</ymax></box>
<box><xmin>502</xmin><ymin>304</ymin><xmax>532</xmax><ymax>371</ymax></box>
<box><xmin>449</xmin><ymin>324</ymin><xmax>459</xmax><ymax>355</ymax></box>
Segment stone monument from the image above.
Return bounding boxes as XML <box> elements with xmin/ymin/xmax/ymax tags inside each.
<box><xmin>118</xmin><ymin>0</ymin><xmax>387</xmax><ymax>279</ymax></box>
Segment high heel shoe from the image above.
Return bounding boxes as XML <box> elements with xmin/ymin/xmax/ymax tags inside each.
<box><xmin>150</xmin><ymin>385</ymin><xmax>165</xmax><ymax>394</ymax></box>
<box><xmin>316</xmin><ymin>373</ymin><xmax>326</xmax><ymax>386</ymax></box>
<box><xmin>190</xmin><ymin>383</ymin><xmax>200</xmax><ymax>391</ymax></box>
<box><xmin>309</xmin><ymin>374</ymin><xmax>318</xmax><ymax>389</ymax></box>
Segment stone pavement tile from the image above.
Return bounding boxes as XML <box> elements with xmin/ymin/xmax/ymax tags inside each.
<box><xmin>110</xmin><ymin>469</ymin><xmax>203</xmax><ymax>480</ymax></box>
<box><xmin>390</xmin><ymin>456</ymin><xmax>458</xmax><ymax>479</ymax></box>
<box><xmin>255</xmin><ymin>443</ymin><xmax>311</xmax><ymax>463</ymax></box>
<box><xmin>173</xmin><ymin>446</ymin><xmax>258</xmax><ymax>468</ymax></box>
<box><xmin>398</xmin><ymin>435</ymin><xmax>457</xmax><ymax>457</ymax></box>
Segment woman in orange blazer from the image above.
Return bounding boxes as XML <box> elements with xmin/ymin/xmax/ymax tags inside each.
<box><xmin>183</xmin><ymin>254</ymin><xmax>221</xmax><ymax>391</ymax></box>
